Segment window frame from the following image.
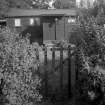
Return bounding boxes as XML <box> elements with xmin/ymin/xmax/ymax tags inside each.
<box><xmin>14</xmin><ymin>18</ymin><xmax>21</xmax><ymax>27</ymax></box>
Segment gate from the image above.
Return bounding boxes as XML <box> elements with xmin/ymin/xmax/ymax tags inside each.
<box><xmin>36</xmin><ymin>44</ymin><xmax>77</xmax><ymax>103</ymax></box>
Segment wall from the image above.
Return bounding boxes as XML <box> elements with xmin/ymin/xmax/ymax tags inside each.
<box><xmin>6</xmin><ymin>16</ymin><xmax>77</xmax><ymax>44</ymax></box>
<box><xmin>6</xmin><ymin>17</ymin><xmax>43</xmax><ymax>44</ymax></box>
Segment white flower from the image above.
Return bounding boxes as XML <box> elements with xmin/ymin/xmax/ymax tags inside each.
<box><xmin>88</xmin><ymin>91</ymin><xmax>96</xmax><ymax>100</ymax></box>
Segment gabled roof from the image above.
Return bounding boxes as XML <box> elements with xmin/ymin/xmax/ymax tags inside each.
<box><xmin>5</xmin><ymin>8</ymin><xmax>77</xmax><ymax>18</ymax></box>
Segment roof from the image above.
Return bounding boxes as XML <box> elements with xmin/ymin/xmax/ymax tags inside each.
<box><xmin>0</xmin><ymin>19</ymin><xmax>6</xmax><ymax>22</ymax></box>
<box><xmin>5</xmin><ymin>8</ymin><xmax>77</xmax><ymax>18</ymax></box>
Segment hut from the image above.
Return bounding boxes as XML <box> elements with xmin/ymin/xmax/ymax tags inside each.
<box><xmin>4</xmin><ymin>8</ymin><xmax>77</xmax><ymax>44</ymax></box>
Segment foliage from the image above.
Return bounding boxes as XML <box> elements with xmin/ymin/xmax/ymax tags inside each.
<box><xmin>31</xmin><ymin>0</ymin><xmax>75</xmax><ymax>9</ymax></box>
<box><xmin>0</xmin><ymin>0</ymin><xmax>31</xmax><ymax>16</ymax></box>
<box><xmin>54</xmin><ymin>0</ymin><xmax>75</xmax><ymax>9</ymax></box>
<box><xmin>80</xmin><ymin>0</ymin><xmax>105</xmax><ymax>25</ymax></box>
<box><xmin>0</xmin><ymin>0</ymin><xmax>9</xmax><ymax>16</ymax></box>
<box><xmin>0</xmin><ymin>0</ymin><xmax>76</xmax><ymax>17</ymax></box>
<box><xmin>76</xmin><ymin>67</ymin><xmax>105</xmax><ymax>105</ymax></box>
<box><xmin>0</xmin><ymin>27</ymin><xmax>42</xmax><ymax>105</ymax></box>
<box><xmin>68</xmin><ymin>2</ymin><xmax>105</xmax><ymax>104</ymax></box>
<box><xmin>75</xmin><ymin>0</ymin><xmax>105</xmax><ymax>57</ymax></box>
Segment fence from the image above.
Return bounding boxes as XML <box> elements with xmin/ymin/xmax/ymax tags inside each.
<box><xmin>36</xmin><ymin>45</ymin><xmax>77</xmax><ymax>101</ymax></box>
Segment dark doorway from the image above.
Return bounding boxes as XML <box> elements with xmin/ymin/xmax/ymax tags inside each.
<box><xmin>21</xmin><ymin>25</ymin><xmax>43</xmax><ymax>45</ymax></box>
<box><xmin>0</xmin><ymin>20</ymin><xmax>6</xmax><ymax>28</ymax></box>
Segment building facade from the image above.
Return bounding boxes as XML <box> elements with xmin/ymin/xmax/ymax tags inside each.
<box><xmin>4</xmin><ymin>8</ymin><xmax>77</xmax><ymax>44</ymax></box>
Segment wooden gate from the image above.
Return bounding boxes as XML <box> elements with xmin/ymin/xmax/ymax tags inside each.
<box><xmin>36</xmin><ymin>45</ymin><xmax>76</xmax><ymax>102</ymax></box>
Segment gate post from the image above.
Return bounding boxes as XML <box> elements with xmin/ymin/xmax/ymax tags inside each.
<box><xmin>36</xmin><ymin>48</ymin><xmax>40</xmax><ymax>71</ymax></box>
<box><xmin>52</xmin><ymin>47</ymin><xmax>55</xmax><ymax>70</ymax></box>
<box><xmin>68</xmin><ymin>45</ymin><xmax>71</xmax><ymax>98</ymax></box>
<box><xmin>71</xmin><ymin>53</ymin><xmax>76</xmax><ymax>105</ymax></box>
<box><xmin>44</xmin><ymin>46</ymin><xmax>48</xmax><ymax>98</ymax></box>
<box><xmin>60</xmin><ymin>46</ymin><xmax>63</xmax><ymax>93</ymax></box>
<box><xmin>68</xmin><ymin>45</ymin><xmax>76</xmax><ymax>104</ymax></box>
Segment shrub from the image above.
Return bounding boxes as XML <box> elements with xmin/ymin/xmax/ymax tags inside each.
<box><xmin>0</xmin><ymin>27</ymin><xmax>42</xmax><ymax>105</ymax></box>
<box><xmin>69</xmin><ymin>7</ymin><xmax>105</xmax><ymax>104</ymax></box>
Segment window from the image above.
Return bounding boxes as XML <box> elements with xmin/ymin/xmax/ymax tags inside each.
<box><xmin>15</xmin><ymin>19</ymin><xmax>21</xmax><ymax>27</ymax></box>
<box><xmin>30</xmin><ymin>18</ymin><xmax>34</xmax><ymax>25</ymax></box>
<box><xmin>68</xmin><ymin>17</ymin><xmax>76</xmax><ymax>23</ymax></box>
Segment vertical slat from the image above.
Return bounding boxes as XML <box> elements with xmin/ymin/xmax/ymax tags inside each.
<box><xmin>60</xmin><ymin>46</ymin><xmax>63</xmax><ymax>92</ymax></box>
<box><xmin>36</xmin><ymin>48</ymin><xmax>39</xmax><ymax>65</ymax></box>
<box><xmin>36</xmin><ymin>48</ymin><xmax>40</xmax><ymax>74</ymax></box>
<box><xmin>52</xmin><ymin>48</ymin><xmax>55</xmax><ymax>70</ymax></box>
<box><xmin>68</xmin><ymin>45</ymin><xmax>71</xmax><ymax>98</ymax></box>
<box><xmin>36</xmin><ymin>48</ymin><xmax>39</xmax><ymax>60</ymax></box>
<box><xmin>64</xmin><ymin>17</ymin><xmax>66</xmax><ymax>39</ymax></box>
<box><xmin>75</xmin><ymin>51</ymin><xmax>79</xmax><ymax>81</ymax></box>
<box><xmin>49</xmin><ymin>23</ymin><xmax>55</xmax><ymax>40</ymax></box>
<box><xmin>43</xmin><ymin>23</ymin><xmax>50</xmax><ymax>41</ymax></box>
<box><xmin>44</xmin><ymin>46</ymin><xmax>48</xmax><ymax>98</ymax></box>
<box><xmin>55</xmin><ymin>21</ymin><xmax>57</xmax><ymax>40</ymax></box>
<box><xmin>56</xmin><ymin>18</ymin><xmax>64</xmax><ymax>40</ymax></box>
<box><xmin>71</xmin><ymin>54</ymin><xmax>76</xmax><ymax>105</ymax></box>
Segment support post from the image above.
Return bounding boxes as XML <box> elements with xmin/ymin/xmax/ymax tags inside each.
<box><xmin>60</xmin><ymin>46</ymin><xmax>63</xmax><ymax>93</ymax></box>
<box><xmin>52</xmin><ymin>48</ymin><xmax>55</xmax><ymax>70</ymax></box>
<box><xmin>36</xmin><ymin>48</ymin><xmax>40</xmax><ymax>71</ymax></box>
<box><xmin>55</xmin><ymin>18</ymin><xmax>58</xmax><ymax>40</ymax></box>
<box><xmin>68</xmin><ymin>45</ymin><xmax>71</xmax><ymax>98</ymax></box>
<box><xmin>71</xmin><ymin>54</ymin><xmax>76</xmax><ymax>105</ymax></box>
<box><xmin>44</xmin><ymin>46</ymin><xmax>48</xmax><ymax>98</ymax></box>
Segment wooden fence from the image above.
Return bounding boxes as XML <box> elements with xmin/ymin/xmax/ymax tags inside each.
<box><xmin>36</xmin><ymin>45</ymin><xmax>77</xmax><ymax>102</ymax></box>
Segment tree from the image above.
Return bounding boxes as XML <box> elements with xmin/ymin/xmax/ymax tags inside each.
<box><xmin>54</xmin><ymin>0</ymin><xmax>75</xmax><ymax>9</ymax></box>
<box><xmin>69</xmin><ymin>3</ymin><xmax>105</xmax><ymax>104</ymax></box>
<box><xmin>31</xmin><ymin>0</ymin><xmax>75</xmax><ymax>9</ymax></box>
<box><xmin>31</xmin><ymin>0</ymin><xmax>56</xmax><ymax>9</ymax></box>
<box><xmin>0</xmin><ymin>0</ymin><xmax>31</xmax><ymax>17</ymax></box>
<box><xmin>0</xmin><ymin>0</ymin><xmax>9</xmax><ymax>16</ymax></box>
<box><xmin>0</xmin><ymin>0</ymin><xmax>76</xmax><ymax>16</ymax></box>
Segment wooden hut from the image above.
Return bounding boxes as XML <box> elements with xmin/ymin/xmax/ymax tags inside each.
<box><xmin>4</xmin><ymin>8</ymin><xmax>77</xmax><ymax>44</ymax></box>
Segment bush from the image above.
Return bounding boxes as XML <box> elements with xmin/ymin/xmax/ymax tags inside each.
<box><xmin>0</xmin><ymin>27</ymin><xmax>42</xmax><ymax>105</ymax></box>
<box><xmin>68</xmin><ymin>7</ymin><xmax>105</xmax><ymax>104</ymax></box>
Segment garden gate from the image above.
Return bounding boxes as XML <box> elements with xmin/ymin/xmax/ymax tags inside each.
<box><xmin>36</xmin><ymin>45</ymin><xmax>77</xmax><ymax>102</ymax></box>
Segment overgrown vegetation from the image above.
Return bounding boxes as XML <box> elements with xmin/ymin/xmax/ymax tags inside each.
<box><xmin>68</xmin><ymin>1</ymin><xmax>105</xmax><ymax>105</ymax></box>
<box><xmin>1</xmin><ymin>1</ymin><xmax>105</xmax><ymax>105</ymax></box>
<box><xmin>0</xmin><ymin>27</ymin><xmax>42</xmax><ymax>105</ymax></box>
